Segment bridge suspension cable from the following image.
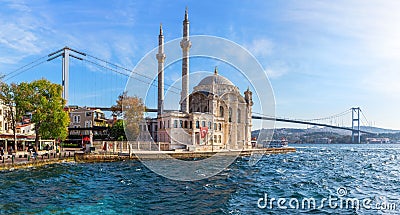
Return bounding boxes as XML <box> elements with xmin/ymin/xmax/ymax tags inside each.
<box><xmin>300</xmin><ymin>109</ymin><xmax>352</xmax><ymax>122</ymax></box>
<box><xmin>252</xmin><ymin>108</ymin><xmax>375</xmax><ymax>136</ymax></box>
<box><xmin>359</xmin><ymin>109</ymin><xmax>370</xmax><ymax>127</ymax></box>
<box><xmin>3</xmin><ymin>55</ymin><xmax>49</xmax><ymax>81</ymax></box>
<box><xmin>1</xmin><ymin>47</ymin><xmax>182</xmax><ymax>97</ymax></box>
<box><xmin>82</xmin><ymin>58</ymin><xmax>180</xmax><ymax>95</ymax></box>
<box><xmin>253</xmin><ymin>108</ymin><xmax>352</xmax><ymax>125</ymax></box>
<box><xmin>85</xmin><ymin>53</ymin><xmax>182</xmax><ymax>92</ymax></box>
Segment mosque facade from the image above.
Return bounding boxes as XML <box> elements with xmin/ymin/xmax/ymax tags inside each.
<box><xmin>139</xmin><ymin>9</ymin><xmax>253</xmax><ymax>151</ymax></box>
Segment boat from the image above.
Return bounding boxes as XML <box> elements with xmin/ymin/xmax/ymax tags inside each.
<box><xmin>263</xmin><ymin>138</ymin><xmax>288</xmax><ymax>148</ymax></box>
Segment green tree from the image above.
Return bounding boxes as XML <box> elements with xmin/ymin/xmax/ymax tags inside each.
<box><xmin>18</xmin><ymin>79</ymin><xmax>69</xmax><ymax>148</ymax></box>
<box><xmin>111</xmin><ymin>92</ymin><xmax>145</xmax><ymax>141</ymax></box>
<box><xmin>109</xmin><ymin>119</ymin><xmax>126</xmax><ymax>141</ymax></box>
<box><xmin>0</xmin><ymin>82</ymin><xmax>22</xmax><ymax>149</ymax></box>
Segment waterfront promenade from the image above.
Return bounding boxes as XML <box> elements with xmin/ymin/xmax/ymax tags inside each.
<box><xmin>0</xmin><ymin>149</ymin><xmax>76</xmax><ymax>171</ymax></box>
<box><xmin>0</xmin><ymin>147</ymin><xmax>296</xmax><ymax>171</ymax></box>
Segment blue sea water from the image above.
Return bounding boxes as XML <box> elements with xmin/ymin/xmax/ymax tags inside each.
<box><xmin>1</xmin><ymin>144</ymin><xmax>400</xmax><ymax>214</ymax></box>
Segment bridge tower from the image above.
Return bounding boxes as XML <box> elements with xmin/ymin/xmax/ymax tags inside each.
<box><xmin>351</xmin><ymin>107</ymin><xmax>361</xmax><ymax>144</ymax></box>
<box><xmin>47</xmin><ymin>47</ymin><xmax>86</xmax><ymax>104</ymax></box>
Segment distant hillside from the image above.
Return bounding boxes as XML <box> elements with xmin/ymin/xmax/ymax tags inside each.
<box><xmin>252</xmin><ymin>126</ymin><xmax>400</xmax><ymax>136</ymax></box>
<box><xmin>359</xmin><ymin>126</ymin><xmax>400</xmax><ymax>134</ymax></box>
<box><xmin>252</xmin><ymin>126</ymin><xmax>400</xmax><ymax>144</ymax></box>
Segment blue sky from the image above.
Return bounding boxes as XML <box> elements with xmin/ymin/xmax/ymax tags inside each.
<box><xmin>1</xmin><ymin>0</ymin><xmax>400</xmax><ymax>129</ymax></box>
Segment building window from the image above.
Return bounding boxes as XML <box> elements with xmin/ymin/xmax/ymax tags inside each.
<box><xmin>73</xmin><ymin>115</ymin><xmax>81</xmax><ymax>123</ymax></box>
<box><xmin>202</xmin><ymin>121</ymin><xmax>206</xmax><ymax>127</ymax></box>
<box><xmin>208</xmin><ymin>121</ymin><xmax>211</xmax><ymax>128</ymax></box>
<box><xmin>174</xmin><ymin>120</ymin><xmax>178</xmax><ymax>128</ymax></box>
<box><xmin>196</xmin><ymin>121</ymin><xmax>200</xmax><ymax>129</ymax></box>
<box><xmin>219</xmin><ymin>123</ymin><xmax>222</xmax><ymax>131</ymax></box>
<box><xmin>84</xmin><ymin>120</ymin><xmax>92</xmax><ymax>128</ymax></box>
<box><xmin>167</xmin><ymin>120</ymin><xmax>170</xmax><ymax>128</ymax></box>
<box><xmin>219</xmin><ymin>106</ymin><xmax>224</xmax><ymax>117</ymax></box>
<box><xmin>0</xmin><ymin>109</ymin><xmax>2</xmax><ymax>115</ymax></box>
<box><xmin>228</xmin><ymin>107</ymin><xmax>232</xmax><ymax>122</ymax></box>
<box><xmin>86</xmin><ymin>112</ymin><xmax>92</xmax><ymax>117</ymax></box>
<box><xmin>237</xmin><ymin>108</ymin><xmax>241</xmax><ymax>123</ymax></box>
<box><xmin>180</xmin><ymin>120</ymin><xmax>183</xmax><ymax>128</ymax></box>
<box><xmin>159</xmin><ymin>121</ymin><xmax>162</xmax><ymax>129</ymax></box>
<box><xmin>214</xmin><ymin>123</ymin><xmax>217</xmax><ymax>130</ymax></box>
<box><xmin>190</xmin><ymin>121</ymin><xmax>193</xmax><ymax>129</ymax></box>
<box><xmin>184</xmin><ymin>121</ymin><xmax>188</xmax><ymax>128</ymax></box>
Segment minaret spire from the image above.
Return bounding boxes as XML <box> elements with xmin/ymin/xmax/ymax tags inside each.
<box><xmin>184</xmin><ymin>7</ymin><xmax>188</xmax><ymax>21</ymax></box>
<box><xmin>180</xmin><ymin>7</ymin><xmax>191</xmax><ymax>113</ymax></box>
<box><xmin>157</xmin><ymin>23</ymin><xmax>166</xmax><ymax>116</ymax></box>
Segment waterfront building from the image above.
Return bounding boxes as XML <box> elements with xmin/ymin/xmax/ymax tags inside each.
<box><xmin>139</xmin><ymin>9</ymin><xmax>253</xmax><ymax>151</ymax></box>
<box><xmin>67</xmin><ymin>107</ymin><xmax>108</xmax><ymax>144</ymax></box>
<box><xmin>0</xmin><ymin>102</ymin><xmax>12</xmax><ymax>134</ymax></box>
<box><xmin>0</xmin><ymin>102</ymin><xmax>37</xmax><ymax>152</ymax></box>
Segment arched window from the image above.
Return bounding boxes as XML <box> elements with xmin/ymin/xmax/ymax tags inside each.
<box><xmin>237</xmin><ymin>108</ymin><xmax>241</xmax><ymax>123</ymax></box>
<box><xmin>219</xmin><ymin>106</ymin><xmax>224</xmax><ymax>117</ymax></box>
<box><xmin>204</xmin><ymin>106</ymin><xmax>208</xmax><ymax>113</ymax></box>
<box><xmin>228</xmin><ymin>107</ymin><xmax>232</xmax><ymax>122</ymax></box>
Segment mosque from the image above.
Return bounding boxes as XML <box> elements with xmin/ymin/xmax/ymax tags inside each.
<box><xmin>139</xmin><ymin>9</ymin><xmax>253</xmax><ymax>151</ymax></box>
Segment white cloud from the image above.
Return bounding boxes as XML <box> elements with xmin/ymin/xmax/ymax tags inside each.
<box><xmin>243</xmin><ymin>38</ymin><xmax>291</xmax><ymax>79</ymax></box>
<box><xmin>264</xmin><ymin>67</ymin><xmax>286</xmax><ymax>79</ymax></box>
<box><xmin>245</xmin><ymin>38</ymin><xmax>274</xmax><ymax>58</ymax></box>
<box><xmin>3</xmin><ymin>0</ymin><xmax>31</xmax><ymax>12</ymax></box>
<box><xmin>0</xmin><ymin>23</ymin><xmax>41</xmax><ymax>54</ymax></box>
<box><xmin>281</xmin><ymin>0</ymin><xmax>400</xmax><ymax>93</ymax></box>
<box><xmin>0</xmin><ymin>2</ymin><xmax>54</xmax><ymax>65</ymax></box>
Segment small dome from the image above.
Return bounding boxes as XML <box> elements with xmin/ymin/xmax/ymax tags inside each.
<box><xmin>197</xmin><ymin>74</ymin><xmax>234</xmax><ymax>86</ymax></box>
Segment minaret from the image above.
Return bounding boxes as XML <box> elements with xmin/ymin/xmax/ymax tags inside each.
<box><xmin>244</xmin><ymin>87</ymin><xmax>253</xmax><ymax>106</ymax></box>
<box><xmin>244</xmin><ymin>87</ymin><xmax>253</xmax><ymax>147</ymax></box>
<box><xmin>180</xmin><ymin>7</ymin><xmax>191</xmax><ymax>113</ymax></box>
<box><xmin>156</xmin><ymin>24</ymin><xmax>166</xmax><ymax>116</ymax></box>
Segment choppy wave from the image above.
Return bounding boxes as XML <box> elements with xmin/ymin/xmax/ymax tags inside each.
<box><xmin>0</xmin><ymin>144</ymin><xmax>400</xmax><ymax>214</ymax></box>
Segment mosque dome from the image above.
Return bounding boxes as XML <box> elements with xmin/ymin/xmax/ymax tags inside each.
<box><xmin>197</xmin><ymin>74</ymin><xmax>234</xmax><ymax>86</ymax></box>
<box><xmin>197</xmin><ymin>67</ymin><xmax>234</xmax><ymax>86</ymax></box>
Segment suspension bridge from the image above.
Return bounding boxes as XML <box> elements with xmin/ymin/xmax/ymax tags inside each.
<box><xmin>2</xmin><ymin>47</ymin><xmax>378</xmax><ymax>143</ymax></box>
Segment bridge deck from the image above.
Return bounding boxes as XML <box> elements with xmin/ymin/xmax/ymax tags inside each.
<box><xmin>251</xmin><ymin>115</ymin><xmax>375</xmax><ymax>135</ymax></box>
<box><xmin>81</xmin><ymin>107</ymin><xmax>374</xmax><ymax>135</ymax></box>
